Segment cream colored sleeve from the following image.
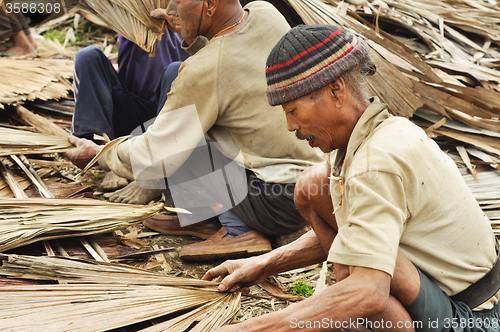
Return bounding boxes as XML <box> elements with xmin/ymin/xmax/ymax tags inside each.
<box><xmin>98</xmin><ymin>47</ymin><xmax>220</xmax><ymax>181</ymax></box>
<box><xmin>327</xmin><ymin>170</ymin><xmax>408</xmax><ymax>277</ymax></box>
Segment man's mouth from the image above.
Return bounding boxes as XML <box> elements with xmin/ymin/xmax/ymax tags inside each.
<box><xmin>296</xmin><ymin>131</ymin><xmax>315</xmax><ymax>142</ymax></box>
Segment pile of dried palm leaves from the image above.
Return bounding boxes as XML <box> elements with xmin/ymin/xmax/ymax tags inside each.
<box><xmin>0</xmin><ymin>58</ymin><xmax>74</xmax><ymax>108</ymax></box>
<box><xmin>0</xmin><ymin>125</ymin><xmax>72</xmax><ymax>156</ymax></box>
<box><xmin>0</xmin><ymin>199</ymin><xmax>164</xmax><ymax>252</ymax></box>
<box><xmin>77</xmin><ymin>0</ymin><xmax>169</xmax><ymax>54</ymax></box>
<box><xmin>0</xmin><ymin>254</ymin><xmax>241</xmax><ymax>331</ymax></box>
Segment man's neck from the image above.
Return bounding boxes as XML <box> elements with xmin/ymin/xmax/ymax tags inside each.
<box><xmin>207</xmin><ymin>7</ymin><xmax>246</xmax><ymax>40</ymax></box>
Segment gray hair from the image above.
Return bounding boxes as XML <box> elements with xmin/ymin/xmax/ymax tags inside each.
<box><xmin>342</xmin><ymin>53</ymin><xmax>377</xmax><ymax>102</ymax></box>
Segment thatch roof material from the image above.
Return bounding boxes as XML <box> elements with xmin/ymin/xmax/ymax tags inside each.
<box><xmin>0</xmin><ymin>58</ymin><xmax>74</xmax><ymax>108</ymax></box>
<box><xmin>0</xmin><ymin>199</ymin><xmax>163</xmax><ymax>252</ymax></box>
<box><xmin>0</xmin><ymin>126</ymin><xmax>73</xmax><ymax>156</ymax></box>
<box><xmin>0</xmin><ymin>254</ymin><xmax>241</xmax><ymax>332</ymax></box>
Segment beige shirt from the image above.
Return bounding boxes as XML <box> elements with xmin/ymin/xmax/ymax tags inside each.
<box><xmin>99</xmin><ymin>1</ymin><xmax>325</xmax><ymax>183</ymax></box>
<box><xmin>327</xmin><ymin>100</ymin><xmax>499</xmax><ymax>309</ymax></box>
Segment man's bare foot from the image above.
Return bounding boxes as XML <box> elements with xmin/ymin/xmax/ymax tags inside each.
<box><xmin>99</xmin><ymin>171</ymin><xmax>129</xmax><ymax>192</ymax></box>
<box><xmin>5</xmin><ymin>45</ymin><xmax>36</xmax><ymax>55</ymax></box>
<box><xmin>104</xmin><ymin>181</ymin><xmax>161</xmax><ymax>205</ymax></box>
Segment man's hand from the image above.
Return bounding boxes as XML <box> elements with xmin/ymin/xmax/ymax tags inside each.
<box><xmin>65</xmin><ymin>135</ymin><xmax>98</xmax><ymax>169</ymax></box>
<box><xmin>150</xmin><ymin>8</ymin><xmax>168</xmax><ymax>20</ymax></box>
<box><xmin>151</xmin><ymin>5</ymin><xmax>177</xmax><ymax>34</ymax></box>
<box><xmin>202</xmin><ymin>256</ymin><xmax>270</xmax><ymax>292</ymax></box>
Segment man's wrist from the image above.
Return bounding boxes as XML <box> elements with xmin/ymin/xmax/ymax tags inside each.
<box><xmin>257</xmin><ymin>250</ymin><xmax>278</xmax><ymax>277</ymax></box>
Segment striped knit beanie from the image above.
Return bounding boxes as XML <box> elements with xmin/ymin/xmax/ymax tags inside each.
<box><xmin>265</xmin><ymin>25</ymin><xmax>370</xmax><ymax>106</ymax></box>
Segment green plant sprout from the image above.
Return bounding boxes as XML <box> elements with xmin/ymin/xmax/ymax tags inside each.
<box><xmin>289</xmin><ymin>279</ymin><xmax>315</xmax><ymax>298</ymax></box>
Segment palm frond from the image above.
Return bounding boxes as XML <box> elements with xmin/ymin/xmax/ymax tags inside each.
<box><xmin>0</xmin><ymin>58</ymin><xmax>74</xmax><ymax>108</ymax></box>
<box><xmin>0</xmin><ymin>126</ymin><xmax>73</xmax><ymax>156</ymax></box>
<box><xmin>0</xmin><ymin>254</ymin><xmax>241</xmax><ymax>332</ymax></box>
<box><xmin>0</xmin><ymin>198</ymin><xmax>163</xmax><ymax>252</ymax></box>
<box><xmin>78</xmin><ymin>0</ymin><xmax>169</xmax><ymax>54</ymax></box>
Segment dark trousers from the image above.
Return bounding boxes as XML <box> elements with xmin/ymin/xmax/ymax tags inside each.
<box><xmin>72</xmin><ymin>45</ymin><xmax>181</xmax><ymax>140</ymax></box>
<box><xmin>161</xmin><ymin>142</ymin><xmax>308</xmax><ymax>236</ymax></box>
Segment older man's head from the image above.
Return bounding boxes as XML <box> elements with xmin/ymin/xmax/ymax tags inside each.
<box><xmin>168</xmin><ymin>0</ymin><xmax>243</xmax><ymax>41</ymax></box>
<box><xmin>265</xmin><ymin>25</ymin><xmax>376</xmax><ymax>152</ymax></box>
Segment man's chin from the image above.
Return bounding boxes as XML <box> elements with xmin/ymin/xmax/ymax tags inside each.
<box><xmin>317</xmin><ymin>142</ymin><xmax>335</xmax><ymax>153</ymax></box>
<box><xmin>181</xmin><ymin>32</ymin><xmax>196</xmax><ymax>41</ymax></box>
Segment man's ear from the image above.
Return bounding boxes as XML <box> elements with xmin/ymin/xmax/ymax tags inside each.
<box><xmin>206</xmin><ymin>0</ymin><xmax>217</xmax><ymax>17</ymax></box>
<box><xmin>329</xmin><ymin>78</ymin><xmax>346</xmax><ymax>107</ymax></box>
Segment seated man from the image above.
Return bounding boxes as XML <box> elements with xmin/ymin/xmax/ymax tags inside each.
<box><xmin>0</xmin><ymin>9</ymin><xmax>36</xmax><ymax>56</ymax></box>
<box><xmin>71</xmin><ymin>14</ymin><xmax>190</xmax><ymax>203</ymax></box>
<box><xmin>203</xmin><ymin>25</ymin><xmax>500</xmax><ymax>331</ymax></box>
<box><xmin>66</xmin><ymin>0</ymin><xmax>325</xmax><ymax>261</ymax></box>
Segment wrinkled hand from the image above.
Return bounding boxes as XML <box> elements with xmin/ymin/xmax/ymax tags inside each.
<box><xmin>202</xmin><ymin>256</ymin><xmax>269</xmax><ymax>292</ymax></box>
<box><xmin>65</xmin><ymin>135</ymin><xmax>98</xmax><ymax>169</ymax></box>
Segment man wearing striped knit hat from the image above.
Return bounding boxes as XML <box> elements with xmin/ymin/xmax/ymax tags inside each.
<box><xmin>204</xmin><ymin>25</ymin><xmax>500</xmax><ymax>331</ymax></box>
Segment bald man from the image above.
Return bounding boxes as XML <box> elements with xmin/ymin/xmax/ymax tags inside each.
<box><xmin>66</xmin><ymin>0</ymin><xmax>325</xmax><ymax>260</ymax></box>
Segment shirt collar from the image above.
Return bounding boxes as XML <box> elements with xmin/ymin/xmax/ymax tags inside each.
<box><xmin>345</xmin><ymin>97</ymin><xmax>390</xmax><ymax>159</ymax></box>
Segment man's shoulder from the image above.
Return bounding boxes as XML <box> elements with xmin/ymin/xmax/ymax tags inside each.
<box><xmin>179</xmin><ymin>40</ymin><xmax>219</xmax><ymax>73</ymax></box>
<box><xmin>352</xmin><ymin>116</ymin><xmax>438</xmax><ymax>172</ymax></box>
<box><xmin>372</xmin><ymin>115</ymin><xmax>426</xmax><ymax>148</ymax></box>
<box><xmin>244</xmin><ymin>1</ymin><xmax>290</xmax><ymax>26</ymax></box>
<box><xmin>244</xmin><ymin>1</ymin><xmax>281</xmax><ymax>12</ymax></box>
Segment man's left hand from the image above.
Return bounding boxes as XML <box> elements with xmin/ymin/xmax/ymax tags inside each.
<box><xmin>65</xmin><ymin>135</ymin><xmax>98</xmax><ymax>169</ymax></box>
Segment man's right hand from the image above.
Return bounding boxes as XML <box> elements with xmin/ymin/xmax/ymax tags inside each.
<box><xmin>65</xmin><ymin>135</ymin><xmax>99</xmax><ymax>169</ymax></box>
<box><xmin>202</xmin><ymin>256</ymin><xmax>270</xmax><ymax>292</ymax></box>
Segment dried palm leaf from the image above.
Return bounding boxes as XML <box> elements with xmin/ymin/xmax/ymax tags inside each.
<box><xmin>0</xmin><ymin>198</ymin><xmax>163</xmax><ymax>252</ymax></box>
<box><xmin>77</xmin><ymin>0</ymin><xmax>169</xmax><ymax>54</ymax></box>
<box><xmin>0</xmin><ymin>254</ymin><xmax>240</xmax><ymax>332</ymax></box>
<box><xmin>0</xmin><ymin>126</ymin><xmax>73</xmax><ymax>156</ymax></box>
<box><xmin>0</xmin><ymin>174</ymin><xmax>31</xmax><ymax>198</ymax></box>
<box><xmin>0</xmin><ymin>160</ymin><xmax>27</xmax><ymax>198</ymax></box>
<box><xmin>14</xmin><ymin>105</ymin><xmax>69</xmax><ymax>137</ymax></box>
<box><xmin>0</xmin><ymin>58</ymin><xmax>74</xmax><ymax>108</ymax></box>
<box><xmin>82</xmin><ymin>135</ymin><xmax>130</xmax><ymax>172</ymax></box>
<box><xmin>10</xmin><ymin>155</ymin><xmax>54</xmax><ymax>198</ymax></box>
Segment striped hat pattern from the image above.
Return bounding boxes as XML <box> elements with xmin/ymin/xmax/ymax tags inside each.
<box><xmin>265</xmin><ymin>25</ymin><xmax>369</xmax><ymax>106</ymax></box>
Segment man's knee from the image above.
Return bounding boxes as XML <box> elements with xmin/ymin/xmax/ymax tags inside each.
<box><xmin>155</xmin><ymin>61</ymin><xmax>183</xmax><ymax>112</ymax></box>
<box><xmin>164</xmin><ymin>61</ymin><xmax>183</xmax><ymax>77</ymax></box>
<box><xmin>294</xmin><ymin>164</ymin><xmax>330</xmax><ymax>211</ymax></box>
<box><xmin>74</xmin><ymin>45</ymin><xmax>105</xmax><ymax>70</ymax></box>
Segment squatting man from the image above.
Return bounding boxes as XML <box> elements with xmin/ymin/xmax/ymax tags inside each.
<box><xmin>65</xmin><ymin>0</ymin><xmax>325</xmax><ymax>261</ymax></box>
<box><xmin>203</xmin><ymin>25</ymin><xmax>500</xmax><ymax>331</ymax></box>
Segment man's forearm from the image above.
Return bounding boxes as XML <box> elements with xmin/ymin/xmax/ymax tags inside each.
<box><xmin>221</xmin><ymin>267</ymin><xmax>392</xmax><ymax>332</ymax></box>
<box><xmin>263</xmin><ymin>230</ymin><xmax>327</xmax><ymax>276</ymax></box>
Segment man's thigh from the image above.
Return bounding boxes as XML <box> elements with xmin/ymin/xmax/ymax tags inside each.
<box><xmin>405</xmin><ymin>269</ymin><xmax>500</xmax><ymax>332</ymax></box>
